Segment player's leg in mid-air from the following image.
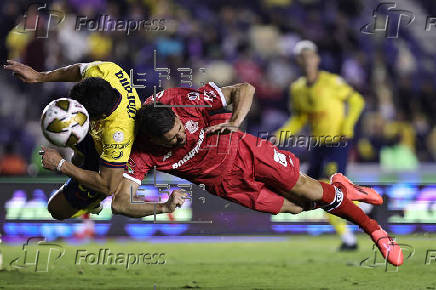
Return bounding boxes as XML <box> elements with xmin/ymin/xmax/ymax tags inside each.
<box><xmin>47</xmin><ymin>186</ymin><xmax>80</xmax><ymax>220</ymax></box>
<box><xmin>47</xmin><ymin>178</ymin><xmax>105</xmax><ymax>220</ymax></box>
<box><xmin>47</xmin><ymin>134</ymin><xmax>106</xmax><ymax>220</ymax></box>
<box><xmin>241</xmin><ymin>134</ymin><xmax>402</xmax><ymax>266</ymax></box>
<box><xmin>280</xmin><ymin>172</ymin><xmax>402</xmax><ymax>265</ymax></box>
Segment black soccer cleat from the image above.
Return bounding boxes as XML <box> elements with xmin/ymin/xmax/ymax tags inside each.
<box><xmin>338</xmin><ymin>242</ymin><xmax>358</xmax><ymax>252</ymax></box>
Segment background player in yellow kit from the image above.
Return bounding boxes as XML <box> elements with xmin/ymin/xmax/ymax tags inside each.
<box><xmin>275</xmin><ymin>40</ymin><xmax>365</xmax><ymax>250</ymax></box>
<box><xmin>4</xmin><ymin>60</ymin><xmax>141</xmax><ymax>220</ymax></box>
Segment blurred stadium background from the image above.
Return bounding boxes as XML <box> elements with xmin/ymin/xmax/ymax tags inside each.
<box><xmin>0</xmin><ymin>0</ymin><xmax>436</xmax><ymax>289</ymax></box>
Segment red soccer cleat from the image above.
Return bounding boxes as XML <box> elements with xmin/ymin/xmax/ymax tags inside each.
<box><xmin>330</xmin><ymin>173</ymin><xmax>383</xmax><ymax>205</ymax></box>
<box><xmin>370</xmin><ymin>226</ymin><xmax>404</xmax><ymax>266</ymax></box>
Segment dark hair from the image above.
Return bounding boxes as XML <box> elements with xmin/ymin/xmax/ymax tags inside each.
<box><xmin>135</xmin><ymin>102</ymin><xmax>175</xmax><ymax>137</ymax></box>
<box><xmin>69</xmin><ymin>77</ymin><xmax>119</xmax><ymax>119</ymax></box>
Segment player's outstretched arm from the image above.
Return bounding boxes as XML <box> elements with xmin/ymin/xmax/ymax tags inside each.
<box><xmin>40</xmin><ymin>145</ymin><xmax>122</xmax><ymax>195</ymax></box>
<box><xmin>111</xmin><ymin>179</ymin><xmax>188</xmax><ymax>218</ymax></box>
<box><xmin>4</xmin><ymin>60</ymin><xmax>82</xmax><ymax>82</ymax></box>
<box><xmin>205</xmin><ymin>82</ymin><xmax>255</xmax><ymax>134</ymax></box>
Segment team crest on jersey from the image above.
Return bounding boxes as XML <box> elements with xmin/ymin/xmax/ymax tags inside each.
<box><xmin>273</xmin><ymin>148</ymin><xmax>288</xmax><ymax>167</ymax></box>
<box><xmin>113</xmin><ymin>131</ymin><xmax>124</xmax><ymax>142</ymax></box>
<box><xmin>185</xmin><ymin>120</ymin><xmax>199</xmax><ymax>134</ymax></box>
<box><xmin>187</xmin><ymin>92</ymin><xmax>200</xmax><ymax>101</ymax></box>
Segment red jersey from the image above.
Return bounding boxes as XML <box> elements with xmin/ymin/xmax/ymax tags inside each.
<box><xmin>125</xmin><ymin>82</ymin><xmax>301</xmax><ymax>214</ymax></box>
<box><xmin>125</xmin><ymin>82</ymin><xmax>241</xmax><ymax>187</ymax></box>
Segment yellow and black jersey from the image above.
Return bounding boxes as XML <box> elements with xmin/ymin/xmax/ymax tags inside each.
<box><xmin>275</xmin><ymin>71</ymin><xmax>364</xmax><ymax>141</ymax></box>
<box><xmin>78</xmin><ymin>61</ymin><xmax>141</xmax><ymax>168</ymax></box>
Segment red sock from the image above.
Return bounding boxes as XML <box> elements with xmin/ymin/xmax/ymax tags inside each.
<box><xmin>319</xmin><ymin>181</ymin><xmax>379</xmax><ymax>234</ymax></box>
<box><xmin>319</xmin><ymin>182</ymin><xmax>336</xmax><ymax>204</ymax></box>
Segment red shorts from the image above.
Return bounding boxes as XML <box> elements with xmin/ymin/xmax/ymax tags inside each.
<box><xmin>212</xmin><ymin>133</ymin><xmax>300</xmax><ymax>214</ymax></box>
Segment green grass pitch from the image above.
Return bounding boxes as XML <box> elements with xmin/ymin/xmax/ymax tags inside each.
<box><xmin>1</xmin><ymin>234</ymin><xmax>435</xmax><ymax>289</ymax></box>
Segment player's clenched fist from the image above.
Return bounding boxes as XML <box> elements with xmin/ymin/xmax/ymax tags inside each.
<box><xmin>40</xmin><ymin>145</ymin><xmax>64</xmax><ymax>171</ymax></box>
<box><xmin>163</xmin><ymin>190</ymin><xmax>189</xmax><ymax>213</ymax></box>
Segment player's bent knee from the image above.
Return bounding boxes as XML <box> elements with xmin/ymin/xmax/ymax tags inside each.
<box><xmin>111</xmin><ymin>201</ymin><xmax>123</xmax><ymax>215</ymax></box>
<box><xmin>47</xmin><ymin>191</ymin><xmax>76</xmax><ymax>220</ymax></box>
<box><xmin>47</xmin><ymin>203</ymin><xmax>68</xmax><ymax>220</ymax></box>
<box><xmin>111</xmin><ymin>195</ymin><xmax>128</xmax><ymax>215</ymax></box>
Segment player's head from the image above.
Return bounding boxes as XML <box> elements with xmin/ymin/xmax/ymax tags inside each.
<box><xmin>135</xmin><ymin>103</ymin><xmax>186</xmax><ymax>148</ymax></box>
<box><xmin>293</xmin><ymin>40</ymin><xmax>320</xmax><ymax>74</ymax></box>
<box><xmin>69</xmin><ymin>77</ymin><xmax>120</xmax><ymax>120</ymax></box>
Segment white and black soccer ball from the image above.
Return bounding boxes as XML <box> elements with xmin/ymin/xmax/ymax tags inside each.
<box><xmin>41</xmin><ymin>98</ymin><xmax>90</xmax><ymax>147</ymax></box>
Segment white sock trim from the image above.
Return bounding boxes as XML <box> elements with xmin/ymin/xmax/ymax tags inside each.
<box><xmin>324</xmin><ymin>186</ymin><xmax>344</xmax><ymax>212</ymax></box>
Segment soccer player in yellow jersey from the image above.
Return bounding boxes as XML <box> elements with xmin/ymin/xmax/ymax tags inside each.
<box><xmin>275</xmin><ymin>41</ymin><xmax>365</xmax><ymax>250</ymax></box>
<box><xmin>4</xmin><ymin>60</ymin><xmax>141</xmax><ymax>220</ymax></box>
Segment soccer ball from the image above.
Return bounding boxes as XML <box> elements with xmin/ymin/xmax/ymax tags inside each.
<box><xmin>41</xmin><ymin>98</ymin><xmax>90</xmax><ymax>147</ymax></box>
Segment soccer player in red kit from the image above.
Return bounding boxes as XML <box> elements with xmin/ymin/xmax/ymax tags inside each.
<box><xmin>112</xmin><ymin>82</ymin><xmax>403</xmax><ymax>266</ymax></box>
